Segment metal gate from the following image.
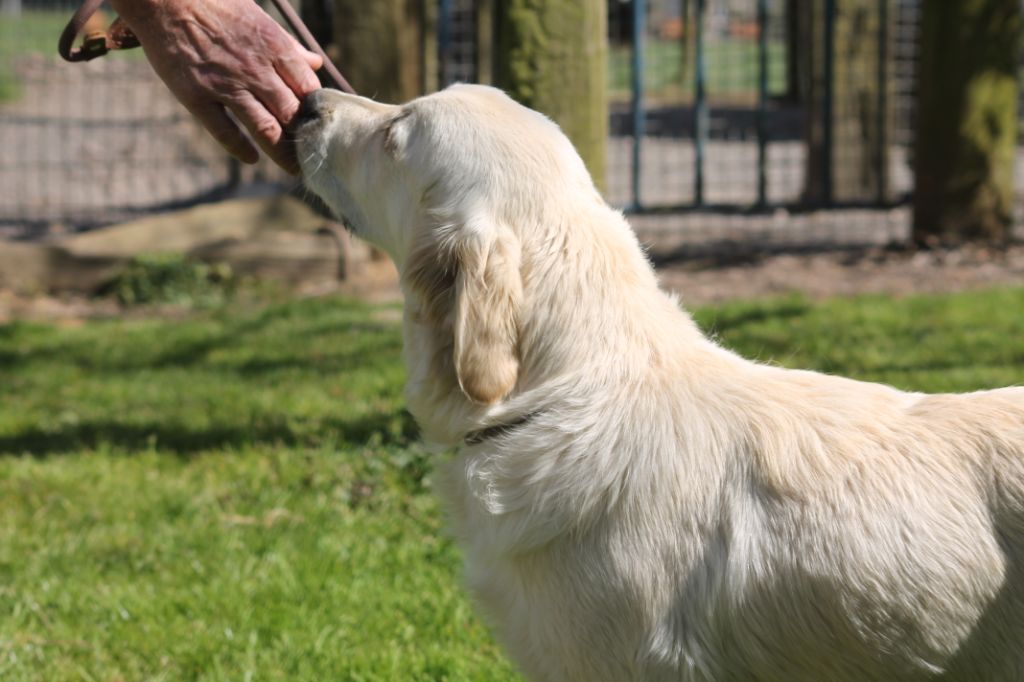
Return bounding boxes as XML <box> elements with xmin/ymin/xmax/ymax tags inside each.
<box><xmin>609</xmin><ymin>0</ymin><xmax>915</xmax><ymax>214</ymax></box>
<box><xmin>437</xmin><ymin>0</ymin><xmax>921</xmax><ymax>233</ymax></box>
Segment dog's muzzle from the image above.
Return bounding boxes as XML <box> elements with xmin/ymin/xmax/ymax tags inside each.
<box><xmin>293</xmin><ymin>89</ymin><xmax>330</xmax><ymax>129</ymax></box>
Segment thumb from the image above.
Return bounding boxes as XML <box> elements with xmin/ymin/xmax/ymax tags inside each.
<box><xmin>303</xmin><ymin>48</ymin><xmax>324</xmax><ymax>71</ymax></box>
<box><xmin>285</xmin><ymin>34</ymin><xmax>324</xmax><ymax>71</ymax></box>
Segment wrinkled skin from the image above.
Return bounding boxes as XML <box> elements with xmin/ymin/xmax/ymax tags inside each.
<box><xmin>110</xmin><ymin>0</ymin><xmax>322</xmax><ymax>173</ymax></box>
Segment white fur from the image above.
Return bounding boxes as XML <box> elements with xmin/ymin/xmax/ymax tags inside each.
<box><xmin>299</xmin><ymin>84</ymin><xmax>1024</xmax><ymax>681</ymax></box>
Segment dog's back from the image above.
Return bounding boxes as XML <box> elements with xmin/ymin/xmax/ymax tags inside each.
<box><xmin>906</xmin><ymin>387</ymin><xmax>1024</xmax><ymax>536</ymax></box>
<box><xmin>627</xmin><ymin>362</ymin><xmax>1024</xmax><ymax>681</ymax></box>
<box><xmin>720</xmin><ymin>378</ymin><xmax>1024</xmax><ymax>682</ymax></box>
<box><xmin>924</xmin><ymin>387</ymin><xmax>1024</xmax><ymax>681</ymax></box>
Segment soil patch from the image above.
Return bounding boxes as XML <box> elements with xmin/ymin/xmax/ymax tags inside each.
<box><xmin>657</xmin><ymin>243</ymin><xmax>1024</xmax><ymax>306</ymax></box>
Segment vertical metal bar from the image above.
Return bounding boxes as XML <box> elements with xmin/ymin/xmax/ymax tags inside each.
<box><xmin>630</xmin><ymin>0</ymin><xmax>646</xmax><ymax>211</ymax></box>
<box><xmin>438</xmin><ymin>0</ymin><xmax>453</xmax><ymax>87</ymax></box>
<box><xmin>877</xmin><ymin>0</ymin><xmax>889</xmax><ymax>204</ymax></box>
<box><xmin>756</xmin><ymin>0</ymin><xmax>768</xmax><ymax>207</ymax></box>
<box><xmin>694</xmin><ymin>0</ymin><xmax>708</xmax><ymax>207</ymax></box>
<box><xmin>822</xmin><ymin>0</ymin><xmax>836</xmax><ymax>205</ymax></box>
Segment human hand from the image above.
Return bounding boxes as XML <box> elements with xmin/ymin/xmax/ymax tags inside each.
<box><xmin>110</xmin><ymin>0</ymin><xmax>323</xmax><ymax>174</ymax></box>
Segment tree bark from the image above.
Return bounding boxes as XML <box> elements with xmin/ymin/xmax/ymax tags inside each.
<box><xmin>299</xmin><ymin>0</ymin><xmax>332</xmax><ymax>48</ymax></box>
<box><xmin>801</xmin><ymin>0</ymin><xmax>891</xmax><ymax>204</ymax></box>
<box><xmin>493</xmin><ymin>0</ymin><xmax>608</xmax><ymax>191</ymax></box>
<box><xmin>332</xmin><ymin>0</ymin><xmax>424</xmax><ymax>103</ymax></box>
<box><xmin>913</xmin><ymin>0</ymin><xmax>1020</xmax><ymax>244</ymax></box>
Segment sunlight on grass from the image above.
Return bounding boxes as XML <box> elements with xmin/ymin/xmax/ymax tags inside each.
<box><xmin>1</xmin><ymin>288</ymin><xmax>1023</xmax><ymax>679</ymax></box>
<box><xmin>608</xmin><ymin>37</ymin><xmax>789</xmax><ymax>101</ymax></box>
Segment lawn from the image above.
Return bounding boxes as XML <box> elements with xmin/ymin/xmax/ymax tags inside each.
<box><xmin>2</xmin><ymin>287</ymin><xmax>1024</xmax><ymax>680</ymax></box>
<box><xmin>608</xmin><ymin>37</ymin><xmax>789</xmax><ymax>103</ymax></box>
<box><xmin>0</xmin><ymin>11</ymin><xmax>72</xmax><ymax>102</ymax></box>
<box><xmin>0</xmin><ymin>9</ymin><xmax>148</xmax><ymax>102</ymax></box>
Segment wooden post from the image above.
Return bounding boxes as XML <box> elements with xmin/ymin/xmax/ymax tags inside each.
<box><xmin>493</xmin><ymin>0</ymin><xmax>608</xmax><ymax>192</ymax></box>
<box><xmin>801</xmin><ymin>0</ymin><xmax>892</xmax><ymax>204</ymax></box>
<box><xmin>477</xmin><ymin>0</ymin><xmax>494</xmax><ymax>85</ymax></box>
<box><xmin>423</xmin><ymin>0</ymin><xmax>439</xmax><ymax>93</ymax></box>
<box><xmin>913</xmin><ymin>0</ymin><xmax>1020</xmax><ymax>244</ymax></box>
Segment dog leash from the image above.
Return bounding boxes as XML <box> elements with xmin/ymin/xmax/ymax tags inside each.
<box><xmin>58</xmin><ymin>0</ymin><xmax>356</xmax><ymax>94</ymax></box>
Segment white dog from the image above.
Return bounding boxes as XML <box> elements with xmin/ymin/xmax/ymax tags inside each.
<box><xmin>296</xmin><ymin>84</ymin><xmax>1024</xmax><ymax>681</ymax></box>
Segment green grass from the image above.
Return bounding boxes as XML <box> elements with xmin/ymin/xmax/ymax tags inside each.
<box><xmin>0</xmin><ymin>11</ymin><xmax>71</xmax><ymax>102</ymax></box>
<box><xmin>608</xmin><ymin>37</ymin><xmax>789</xmax><ymax>102</ymax></box>
<box><xmin>2</xmin><ymin>287</ymin><xmax>1024</xmax><ymax>680</ymax></box>
<box><xmin>693</xmin><ymin>289</ymin><xmax>1024</xmax><ymax>392</ymax></box>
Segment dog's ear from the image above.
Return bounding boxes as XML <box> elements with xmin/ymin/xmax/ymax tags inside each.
<box><xmin>451</xmin><ymin>225</ymin><xmax>522</xmax><ymax>405</ymax></box>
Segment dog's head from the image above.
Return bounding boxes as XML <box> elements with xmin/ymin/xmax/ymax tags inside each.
<box><xmin>295</xmin><ymin>84</ymin><xmax>601</xmax><ymax>407</ymax></box>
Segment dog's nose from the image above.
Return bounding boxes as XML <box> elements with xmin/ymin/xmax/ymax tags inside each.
<box><xmin>294</xmin><ymin>89</ymin><xmax>328</xmax><ymax>126</ymax></box>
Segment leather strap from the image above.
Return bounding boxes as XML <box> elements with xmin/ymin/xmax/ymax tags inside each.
<box><xmin>58</xmin><ymin>0</ymin><xmax>355</xmax><ymax>95</ymax></box>
<box><xmin>272</xmin><ymin>0</ymin><xmax>354</xmax><ymax>94</ymax></box>
<box><xmin>58</xmin><ymin>0</ymin><xmax>139</xmax><ymax>61</ymax></box>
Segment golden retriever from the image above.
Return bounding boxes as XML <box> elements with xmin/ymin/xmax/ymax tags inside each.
<box><xmin>296</xmin><ymin>84</ymin><xmax>1024</xmax><ymax>681</ymax></box>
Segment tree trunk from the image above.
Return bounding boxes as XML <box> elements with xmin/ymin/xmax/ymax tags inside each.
<box><xmin>801</xmin><ymin>0</ymin><xmax>891</xmax><ymax>204</ymax></box>
<box><xmin>913</xmin><ymin>0</ymin><xmax>1020</xmax><ymax>244</ymax></box>
<box><xmin>493</xmin><ymin>0</ymin><xmax>608</xmax><ymax>192</ymax></box>
<box><xmin>299</xmin><ymin>0</ymin><xmax>333</xmax><ymax>48</ymax></box>
<box><xmin>332</xmin><ymin>0</ymin><xmax>424</xmax><ymax>103</ymax></box>
<box><xmin>799</xmin><ymin>1</ymin><xmax>825</xmax><ymax>201</ymax></box>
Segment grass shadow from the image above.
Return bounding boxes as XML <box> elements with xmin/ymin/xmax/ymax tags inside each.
<box><xmin>695</xmin><ymin>297</ymin><xmax>812</xmax><ymax>336</ymax></box>
<box><xmin>0</xmin><ymin>409</ymin><xmax>420</xmax><ymax>458</ymax></box>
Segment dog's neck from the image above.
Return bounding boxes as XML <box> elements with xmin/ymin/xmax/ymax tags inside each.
<box><xmin>463</xmin><ymin>410</ymin><xmax>542</xmax><ymax>446</ymax></box>
<box><xmin>399</xmin><ymin>202</ymin><xmax>707</xmax><ymax>447</ymax></box>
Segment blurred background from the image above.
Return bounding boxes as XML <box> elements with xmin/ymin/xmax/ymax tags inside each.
<box><xmin>1</xmin><ymin>0</ymin><xmax>1021</xmax><ymax>262</ymax></box>
<box><xmin>2</xmin><ymin>4</ymin><xmax>1023</xmax><ymax>678</ymax></box>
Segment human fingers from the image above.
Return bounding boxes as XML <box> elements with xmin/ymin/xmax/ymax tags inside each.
<box><xmin>256</xmin><ymin>28</ymin><xmax>322</xmax><ymax>104</ymax></box>
<box><xmin>246</xmin><ymin>77</ymin><xmax>305</xmax><ymax>141</ymax></box>
<box><xmin>304</xmin><ymin>49</ymin><xmax>324</xmax><ymax>71</ymax></box>
<box><xmin>274</xmin><ymin>59</ymin><xmax>322</xmax><ymax>114</ymax></box>
<box><xmin>273</xmin><ymin>44</ymin><xmax>324</xmax><ymax>106</ymax></box>
<box><xmin>284</xmin><ymin>33</ymin><xmax>324</xmax><ymax>72</ymax></box>
<box><xmin>224</xmin><ymin>91</ymin><xmax>300</xmax><ymax>174</ymax></box>
<box><xmin>189</xmin><ymin>101</ymin><xmax>260</xmax><ymax>164</ymax></box>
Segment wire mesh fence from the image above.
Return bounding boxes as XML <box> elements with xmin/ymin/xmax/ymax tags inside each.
<box><xmin>614</xmin><ymin>0</ymin><xmax>1024</xmax><ymax>254</ymax></box>
<box><xmin>0</xmin><ymin>0</ymin><xmax>1021</xmax><ymax>250</ymax></box>
<box><xmin>0</xmin><ymin>0</ymin><xmax>293</xmax><ymax>240</ymax></box>
<box><xmin>0</xmin><ymin>2</ymin><xmax>231</xmax><ymax>238</ymax></box>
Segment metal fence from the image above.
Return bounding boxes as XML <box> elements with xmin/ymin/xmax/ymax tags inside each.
<box><xmin>0</xmin><ymin>0</ymin><xmax>290</xmax><ymax>240</ymax></box>
<box><xmin>0</xmin><ymin>1</ymin><xmax>1020</xmax><ymax>250</ymax></box>
<box><xmin>603</xmin><ymin>0</ymin><xmax>911</xmax><ymax>212</ymax></box>
<box><xmin>599</xmin><ymin>0</ymin><xmax>922</xmax><ymax>250</ymax></box>
<box><xmin>439</xmin><ymin>0</ymin><xmax>1020</xmax><ymax>251</ymax></box>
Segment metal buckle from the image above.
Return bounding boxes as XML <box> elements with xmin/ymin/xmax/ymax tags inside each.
<box><xmin>80</xmin><ymin>32</ymin><xmax>110</xmax><ymax>60</ymax></box>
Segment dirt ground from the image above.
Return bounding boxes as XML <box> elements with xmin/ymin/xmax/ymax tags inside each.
<box><xmin>656</xmin><ymin>242</ymin><xmax>1024</xmax><ymax>306</ymax></box>
<box><xmin>3</xmin><ymin>242</ymin><xmax>1023</xmax><ymax>323</ymax></box>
